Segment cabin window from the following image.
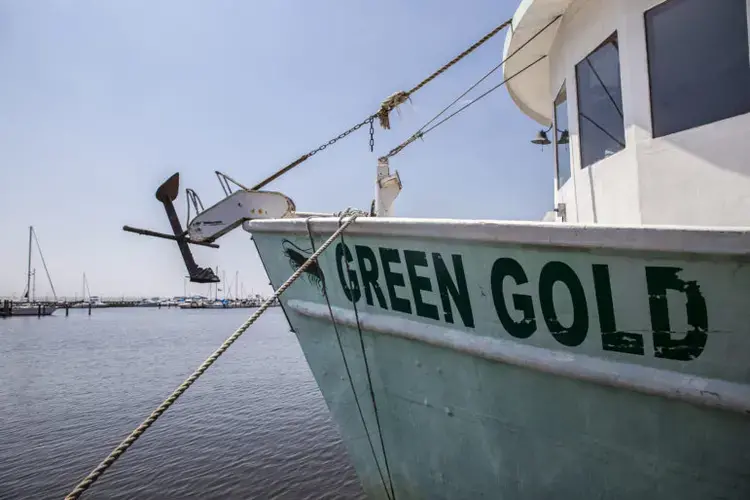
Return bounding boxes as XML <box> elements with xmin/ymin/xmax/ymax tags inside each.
<box><xmin>554</xmin><ymin>84</ymin><xmax>571</xmax><ymax>187</ymax></box>
<box><xmin>645</xmin><ymin>0</ymin><xmax>750</xmax><ymax>137</ymax></box>
<box><xmin>575</xmin><ymin>32</ymin><xmax>626</xmax><ymax>169</ymax></box>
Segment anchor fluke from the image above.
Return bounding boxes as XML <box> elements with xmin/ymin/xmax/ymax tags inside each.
<box><xmin>155</xmin><ymin>172</ymin><xmax>180</xmax><ymax>203</ymax></box>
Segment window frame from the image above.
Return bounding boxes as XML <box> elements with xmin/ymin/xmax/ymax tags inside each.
<box><xmin>574</xmin><ymin>31</ymin><xmax>626</xmax><ymax>169</ymax></box>
<box><xmin>553</xmin><ymin>82</ymin><xmax>570</xmax><ymax>190</ymax></box>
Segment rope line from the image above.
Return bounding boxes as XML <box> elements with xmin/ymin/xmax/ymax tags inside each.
<box><xmin>304</xmin><ymin>216</ymin><xmax>395</xmax><ymax>500</ymax></box>
<box><xmin>380</xmin><ymin>54</ymin><xmax>548</xmax><ymax>161</ymax></box>
<box><xmin>338</xmin><ymin>215</ymin><xmax>396</xmax><ymax>499</ymax></box>
<box><xmin>376</xmin><ymin>18</ymin><xmax>512</xmax><ymax>129</ymax></box>
<box><xmin>253</xmin><ymin>18</ymin><xmax>513</xmax><ymax>189</ymax></box>
<box><xmin>64</xmin><ymin>216</ymin><xmax>359</xmax><ymax>500</ymax></box>
<box><xmin>406</xmin><ymin>18</ymin><xmax>513</xmax><ymax>97</ymax></box>
<box><xmin>417</xmin><ymin>15</ymin><xmax>562</xmax><ymax>135</ymax></box>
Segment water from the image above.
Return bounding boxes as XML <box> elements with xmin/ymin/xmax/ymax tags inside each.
<box><xmin>0</xmin><ymin>308</ymin><xmax>365</xmax><ymax>499</ymax></box>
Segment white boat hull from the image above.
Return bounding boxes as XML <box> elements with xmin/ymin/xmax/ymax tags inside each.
<box><xmin>250</xmin><ymin>217</ymin><xmax>750</xmax><ymax>499</ymax></box>
<box><xmin>2</xmin><ymin>305</ymin><xmax>58</xmax><ymax>317</ymax></box>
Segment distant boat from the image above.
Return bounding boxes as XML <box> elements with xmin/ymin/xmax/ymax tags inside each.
<box><xmin>3</xmin><ymin>226</ymin><xmax>58</xmax><ymax>317</ymax></box>
<box><xmin>136</xmin><ymin>297</ymin><xmax>161</xmax><ymax>307</ymax></box>
<box><xmin>1</xmin><ymin>303</ymin><xmax>57</xmax><ymax>317</ymax></box>
<box><xmin>71</xmin><ymin>295</ymin><xmax>107</xmax><ymax>309</ymax></box>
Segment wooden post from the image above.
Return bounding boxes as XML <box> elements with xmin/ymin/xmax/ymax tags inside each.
<box><xmin>37</xmin><ymin>304</ymin><xmax>41</xmax><ymax>317</ymax></box>
<box><xmin>88</xmin><ymin>303</ymin><xmax>92</xmax><ymax>316</ymax></box>
<box><xmin>65</xmin><ymin>303</ymin><xmax>69</xmax><ymax>317</ymax></box>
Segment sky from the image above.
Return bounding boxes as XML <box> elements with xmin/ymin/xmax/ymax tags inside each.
<box><xmin>0</xmin><ymin>0</ymin><xmax>553</xmax><ymax>299</ymax></box>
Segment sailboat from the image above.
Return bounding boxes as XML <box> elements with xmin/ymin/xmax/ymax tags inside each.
<box><xmin>126</xmin><ymin>0</ymin><xmax>750</xmax><ymax>497</ymax></box>
<box><xmin>71</xmin><ymin>273</ymin><xmax>107</xmax><ymax>308</ymax></box>
<box><xmin>4</xmin><ymin>226</ymin><xmax>58</xmax><ymax>317</ymax></box>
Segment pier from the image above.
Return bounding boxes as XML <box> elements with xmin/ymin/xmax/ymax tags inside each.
<box><xmin>0</xmin><ymin>295</ymin><xmax>277</xmax><ymax>317</ymax></box>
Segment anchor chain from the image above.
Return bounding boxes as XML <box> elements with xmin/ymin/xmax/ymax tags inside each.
<box><xmin>64</xmin><ymin>215</ymin><xmax>360</xmax><ymax>500</ymax></box>
<box><xmin>252</xmin><ymin>17</ymin><xmax>513</xmax><ymax>190</ymax></box>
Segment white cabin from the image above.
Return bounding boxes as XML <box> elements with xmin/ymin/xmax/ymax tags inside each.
<box><xmin>504</xmin><ymin>0</ymin><xmax>750</xmax><ymax>226</ymax></box>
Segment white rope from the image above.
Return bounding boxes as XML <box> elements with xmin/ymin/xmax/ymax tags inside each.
<box><xmin>65</xmin><ymin>215</ymin><xmax>359</xmax><ymax>500</ymax></box>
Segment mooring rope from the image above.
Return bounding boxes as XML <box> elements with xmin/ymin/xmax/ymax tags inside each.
<box><xmin>64</xmin><ymin>216</ymin><xmax>359</xmax><ymax>500</ymax></box>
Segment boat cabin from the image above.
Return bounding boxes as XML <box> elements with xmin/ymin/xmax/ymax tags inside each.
<box><xmin>504</xmin><ymin>0</ymin><xmax>750</xmax><ymax>226</ymax></box>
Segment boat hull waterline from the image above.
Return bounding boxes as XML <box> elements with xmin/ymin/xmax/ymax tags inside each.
<box><xmin>251</xmin><ymin>218</ymin><xmax>750</xmax><ymax>499</ymax></box>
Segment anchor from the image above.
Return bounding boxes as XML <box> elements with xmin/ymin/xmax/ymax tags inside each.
<box><xmin>123</xmin><ymin>171</ymin><xmax>296</xmax><ymax>283</ymax></box>
<box><xmin>123</xmin><ymin>173</ymin><xmax>219</xmax><ymax>283</ymax></box>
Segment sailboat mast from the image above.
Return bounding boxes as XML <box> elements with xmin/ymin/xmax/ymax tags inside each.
<box><xmin>26</xmin><ymin>226</ymin><xmax>32</xmax><ymax>303</ymax></box>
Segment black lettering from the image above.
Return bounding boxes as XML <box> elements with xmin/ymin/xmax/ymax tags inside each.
<box><xmin>490</xmin><ymin>257</ymin><xmax>536</xmax><ymax>339</ymax></box>
<box><xmin>335</xmin><ymin>242</ymin><xmax>361</xmax><ymax>303</ymax></box>
<box><xmin>355</xmin><ymin>245</ymin><xmax>387</xmax><ymax>309</ymax></box>
<box><xmin>593</xmin><ymin>264</ymin><xmax>644</xmax><ymax>355</ymax></box>
<box><xmin>404</xmin><ymin>250</ymin><xmax>439</xmax><ymax>320</ymax></box>
<box><xmin>646</xmin><ymin>266</ymin><xmax>708</xmax><ymax>361</ymax></box>
<box><xmin>432</xmin><ymin>253</ymin><xmax>475</xmax><ymax>328</ymax></box>
<box><xmin>379</xmin><ymin>248</ymin><xmax>412</xmax><ymax>314</ymax></box>
<box><xmin>539</xmin><ymin>261</ymin><xmax>589</xmax><ymax>347</ymax></box>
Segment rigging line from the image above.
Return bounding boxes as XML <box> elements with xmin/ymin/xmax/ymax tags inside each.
<box><xmin>252</xmin><ymin>18</ymin><xmax>515</xmax><ymax>191</ymax></box>
<box><xmin>418</xmin><ymin>15</ymin><xmax>563</xmax><ymax>134</ymax></box>
<box><xmin>579</xmin><ymin>112</ymin><xmax>625</xmax><ymax>148</ymax></box>
<box><xmin>380</xmin><ymin>54</ymin><xmax>547</xmax><ymax>160</ymax></box>
<box><xmin>337</xmin><ymin>216</ymin><xmax>396</xmax><ymax>500</ymax></box>
<box><xmin>421</xmin><ymin>54</ymin><xmax>547</xmax><ymax>137</ymax></box>
<box><xmin>304</xmin><ymin>218</ymin><xmax>395</xmax><ymax>500</ymax></box>
<box><xmin>31</xmin><ymin>228</ymin><xmax>57</xmax><ymax>301</ymax></box>
<box><xmin>584</xmin><ymin>56</ymin><xmax>623</xmax><ymax>118</ymax></box>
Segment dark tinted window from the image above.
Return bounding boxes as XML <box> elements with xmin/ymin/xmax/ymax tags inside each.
<box><xmin>554</xmin><ymin>85</ymin><xmax>571</xmax><ymax>187</ymax></box>
<box><xmin>646</xmin><ymin>0</ymin><xmax>750</xmax><ymax>137</ymax></box>
<box><xmin>576</xmin><ymin>33</ymin><xmax>626</xmax><ymax>169</ymax></box>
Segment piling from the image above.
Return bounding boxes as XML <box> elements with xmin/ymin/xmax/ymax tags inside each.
<box><xmin>65</xmin><ymin>303</ymin><xmax>69</xmax><ymax>317</ymax></box>
<box><xmin>88</xmin><ymin>303</ymin><xmax>92</xmax><ymax>316</ymax></box>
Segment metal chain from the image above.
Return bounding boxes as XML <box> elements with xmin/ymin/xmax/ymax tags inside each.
<box><xmin>251</xmin><ymin>115</ymin><xmax>377</xmax><ymax>191</ymax></box>
<box><xmin>369</xmin><ymin>118</ymin><xmax>375</xmax><ymax>152</ymax></box>
<box><xmin>308</xmin><ymin>114</ymin><xmax>378</xmax><ymax>160</ymax></box>
<box><xmin>253</xmin><ymin>18</ymin><xmax>512</xmax><ymax>190</ymax></box>
<box><xmin>64</xmin><ymin>216</ymin><xmax>359</xmax><ymax>500</ymax></box>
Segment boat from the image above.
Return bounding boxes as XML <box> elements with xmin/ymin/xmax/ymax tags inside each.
<box><xmin>1</xmin><ymin>302</ymin><xmax>58</xmax><ymax>317</ymax></box>
<box><xmin>136</xmin><ymin>297</ymin><xmax>161</xmax><ymax>307</ymax></box>
<box><xmin>3</xmin><ymin>226</ymin><xmax>58</xmax><ymax>317</ymax></box>
<box><xmin>177</xmin><ymin>296</ymin><xmax>208</xmax><ymax>309</ymax></box>
<box><xmin>126</xmin><ymin>0</ymin><xmax>750</xmax><ymax>497</ymax></box>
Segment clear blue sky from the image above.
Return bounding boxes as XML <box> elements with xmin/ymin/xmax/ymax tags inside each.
<box><xmin>0</xmin><ymin>0</ymin><xmax>552</xmax><ymax>299</ymax></box>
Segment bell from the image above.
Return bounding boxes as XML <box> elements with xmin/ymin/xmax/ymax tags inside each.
<box><xmin>557</xmin><ymin>130</ymin><xmax>569</xmax><ymax>145</ymax></box>
<box><xmin>531</xmin><ymin>130</ymin><xmax>551</xmax><ymax>145</ymax></box>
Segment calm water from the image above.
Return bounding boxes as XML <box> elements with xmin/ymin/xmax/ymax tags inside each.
<box><xmin>0</xmin><ymin>307</ymin><xmax>364</xmax><ymax>499</ymax></box>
